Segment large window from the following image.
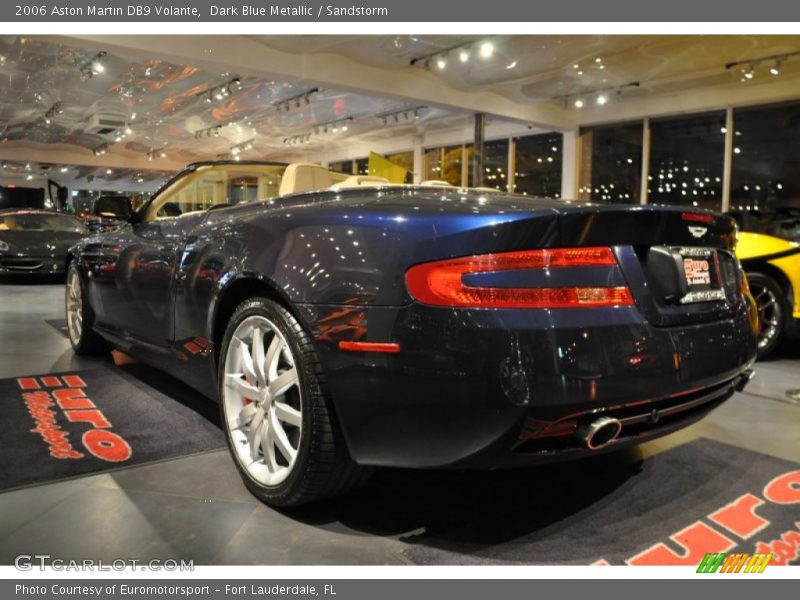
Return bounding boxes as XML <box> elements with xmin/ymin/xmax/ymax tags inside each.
<box><xmin>514</xmin><ymin>133</ymin><xmax>562</xmax><ymax>198</ymax></box>
<box><xmin>648</xmin><ymin>111</ymin><xmax>726</xmax><ymax>211</ymax></box>
<box><xmin>730</xmin><ymin>101</ymin><xmax>800</xmax><ymax>213</ymax></box>
<box><xmin>480</xmin><ymin>139</ymin><xmax>509</xmax><ymax>191</ymax></box>
<box><xmin>328</xmin><ymin>160</ymin><xmax>353</xmax><ymax>175</ymax></box>
<box><xmin>423</xmin><ymin>145</ymin><xmax>468</xmax><ymax>186</ymax></box>
<box><xmin>579</xmin><ymin>123</ymin><xmax>642</xmax><ymax>203</ymax></box>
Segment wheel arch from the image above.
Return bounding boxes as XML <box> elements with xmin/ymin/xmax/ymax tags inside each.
<box><xmin>210</xmin><ymin>272</ymin><xmax>311</xmax><ymax>363</ymax></box>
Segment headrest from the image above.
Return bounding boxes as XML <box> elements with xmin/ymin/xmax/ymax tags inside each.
<box><xmin>278</xmin><ymin>163</ymin><xmax>334</xmax><ymax>196</ymax></box>
<box><xmin>329</xmin><ymin>176</ymin><xmax>391</xmax><ymax>190</ymax></box>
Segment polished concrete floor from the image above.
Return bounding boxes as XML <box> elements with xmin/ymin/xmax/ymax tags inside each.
<box><xmin>1</xmin><ymin>278</ymin><xmax>799</xmax><ymax>565</ymax></box>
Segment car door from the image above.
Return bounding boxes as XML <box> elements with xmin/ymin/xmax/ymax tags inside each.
<box><xmin>96</xmin><ymin>218</ymin><xmax>189</xmax><ymax>346</ymax></box>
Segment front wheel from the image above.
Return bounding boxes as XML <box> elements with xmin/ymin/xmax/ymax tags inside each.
<box><xmin>747</xmin><ymin>272</ymin><xmax>787</xmax><ymax>360</ymax></box>
<box><xmin>65</xmin><ymin>262</ymin><xmax>108</xmax><ymax>355</ymax></box>
<box><xmin>218</xmin><ymin>297</ymin><xmax>369</xmax><ymax>507</ymax></box>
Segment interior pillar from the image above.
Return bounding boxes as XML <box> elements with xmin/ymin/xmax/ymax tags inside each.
<box><xmin>472</xmin><ymin>113</ymin><xmax>486</xmax><ymax>187</ymax></box>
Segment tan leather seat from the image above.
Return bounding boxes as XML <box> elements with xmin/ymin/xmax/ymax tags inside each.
<box><xmin>329</xmin><ymin>176</ymin><xmax>391</xmax><ymax>190</ymax></box>
<box><xmin>278</xmin><ymin>163</ymin><xmax>334</xmax><ymax>196</ymax></box>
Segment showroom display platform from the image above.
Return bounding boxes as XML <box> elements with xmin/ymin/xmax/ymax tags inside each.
<box><xmin>0</xmin><ymin>281</ymin><xmax>798</xmax><ymax>565</ymax></box>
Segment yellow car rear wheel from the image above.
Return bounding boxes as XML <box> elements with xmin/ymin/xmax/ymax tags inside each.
<box><xmin>746</xmin><ymin>271</ymin><xmax>787</xmax><ymax>359</ymax></box>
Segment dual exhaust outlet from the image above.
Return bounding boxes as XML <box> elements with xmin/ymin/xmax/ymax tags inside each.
<box><xmin>576</xmin><ymin>416</ymin><xmax>622</xmax><ymax>450</ymax></box>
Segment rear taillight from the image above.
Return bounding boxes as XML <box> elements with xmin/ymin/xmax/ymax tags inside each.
<box><xmin>405</xmin><ymin>247</ymin><xmax>634</xmax><ymax>309</ymax></box>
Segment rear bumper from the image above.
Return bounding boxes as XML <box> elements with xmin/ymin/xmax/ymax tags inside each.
<box><xmin>299</xmin><ymin>300</ymin><xmax>758</xmax><ymax>469</ymax></box>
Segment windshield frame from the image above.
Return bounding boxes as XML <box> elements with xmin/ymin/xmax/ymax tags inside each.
<box><xmin>136</xmin><ymin>160</ymin><xmax>287</xmax><ymax>223</ymax></box>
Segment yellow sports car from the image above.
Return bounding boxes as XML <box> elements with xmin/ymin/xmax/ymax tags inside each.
<box><xmin>734</xmin><ymin>209</ymin><xmax>800</xmax><ymax>358</ymax></box>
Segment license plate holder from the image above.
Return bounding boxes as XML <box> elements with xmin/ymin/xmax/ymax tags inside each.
<box><xmin>677</xmin><ymin>247</ymin><xmax>726</xmax><ymax>304</ymax></box>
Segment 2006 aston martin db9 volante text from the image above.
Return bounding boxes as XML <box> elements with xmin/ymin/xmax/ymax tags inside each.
<box><xmin>66</xmin><ymin>162</ymin><xmax>758</xmax><ymax>506</ymax></box>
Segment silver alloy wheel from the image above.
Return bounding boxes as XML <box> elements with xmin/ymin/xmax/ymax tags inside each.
<box><xmin>751</xmin><ymin>282</ymin><xmax>781</xmax><ymax>351</ymax></box>
<box><xmin>65</xmin><ymin>269</ymin><xmax>83</xmax><ymax>345</ymax></box>
<box><xmin>222</xmin><ymin>315</ymin><xmax>302</xmax><ymax>486</ymax></box>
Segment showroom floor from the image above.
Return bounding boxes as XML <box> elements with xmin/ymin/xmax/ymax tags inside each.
<box><xmin>1</xmin><ymin>279</ymin><xmax>799</xmax><ymax>565</ymax></box>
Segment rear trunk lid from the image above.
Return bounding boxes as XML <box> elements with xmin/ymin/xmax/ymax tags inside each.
<box><xmin>556</xmin><ymin>205</ymin><xmax>742</xmax><ymax>326</ymax></box>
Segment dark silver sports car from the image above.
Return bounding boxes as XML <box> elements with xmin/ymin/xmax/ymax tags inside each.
<box><xmin>0</xmin><ymin>209</ymin><xmax>88</xmax><ymax>276</ymax></box>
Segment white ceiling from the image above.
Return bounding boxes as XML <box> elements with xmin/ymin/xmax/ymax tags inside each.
<box><xmin>1</xmin><ymin>34</ymin><xmax>799</xmax><ymax>192</ymax></box>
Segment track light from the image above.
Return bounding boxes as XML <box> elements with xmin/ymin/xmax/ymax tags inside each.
<box><xmin>92</xmin><ymin>143</ymin><xmax>109</xmax><ymax>156</ymax></box>
<box><xmin>410</xmin><ymin>39</ymin><xmax>502</xmax><ymax>71</ymax></box>
<box><xmin>79</xmin><ymin>52</ymin><xmax>107</xmax><ymax>80</ymax></box>
<box><xmin>376</xmin><ymin>106</ymin><xmax>427</xmax><ymax>126</ymax></box>
<box><xmin>230</xmin><ymin>139</ymin><xmax>254</xmax><ymax>156</ymax></box>
<box><xmin>272</xmin><ymin>88</ymin><xmax>320</xmax><ymax>113</ymax></box>
<box><xmin>558</xmin><ymin>82</ymin><xmax>638</xmax><ymax>109</ymax></box>
<box><xmin>198</xmin><ymin>77</ymin><xmax>243</xmax><ymax>105</ymax></box>
<box><xmin>726</xmin><ymin>50</ymin><xmax>800</xmax><ymax>81</ymax></box>
<box><xmin>147</xmin><ymin>147</ymin><xmax>167</xmax><ymax>161</ymax></box>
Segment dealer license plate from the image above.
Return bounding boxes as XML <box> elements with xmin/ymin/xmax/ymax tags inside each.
<box><xmin>677</xmin><ymin>247</ymin><xmax>726</xmax><ymax>304</ymax></box>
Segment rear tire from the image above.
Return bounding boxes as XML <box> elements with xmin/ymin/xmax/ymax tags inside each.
<box><xmin>747</xmin><ymin>271</ymin><xmax>787</xmax><ymax>360</ymax></box>
<box><xmin>65</xmin><ymin>261</ymin><xmax>108</xmax><ymax>355</ymax></box>
<box><xmin>218</xmin><ymin>296</ymin><xmax>369</xmax><ymax>507</ymax></box>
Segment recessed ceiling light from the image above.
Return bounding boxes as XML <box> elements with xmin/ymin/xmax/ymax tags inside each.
<box><xmin>596</xmin><ymin>94</ymin><xmax>608</xmax><ymax>106</ymax></box>
<box><xmin>479</xmin><ymin>42</ymin><xmax>494</xmax><ymax>59</ymax></box>
<box><xmin>459</xmin><ymin>50</ymin><xmax>469</xmax><ymax>63</ymax></box>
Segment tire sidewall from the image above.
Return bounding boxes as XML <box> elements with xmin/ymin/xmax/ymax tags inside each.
<box><xmin>747</xmin><ymin>272</ymin><xmax>786</xmax><ymax>359</ymax></box>
<box><xmin>217</xmin><ymin>297</ymin><xmax>316</xmax><ymax>503</ymax></box>
<box><xmin>66</xmin><ymin>261</ymin><xmax>89</xmax><ymax>353</ymax></box>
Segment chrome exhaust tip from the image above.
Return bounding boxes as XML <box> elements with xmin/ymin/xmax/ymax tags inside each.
<box><xmin>577</xmin><ymin>416</ymin><xmax>622</xmax><ymax>450</ymax></box>
<box><xmin>734</xmin><ymin>368</ymin><xmax>755</xmax><ymax>393</ymax></box>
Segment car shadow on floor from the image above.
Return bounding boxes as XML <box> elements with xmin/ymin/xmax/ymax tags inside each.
<box><xmin>116</xmin><ymin>362</ymin><xmax>222</xmax><ymax>428</ymax></box>
<box><xmin>287</xmin><ymin>448</ymin><xmax>646</xmax><ymax>547</ymax></box>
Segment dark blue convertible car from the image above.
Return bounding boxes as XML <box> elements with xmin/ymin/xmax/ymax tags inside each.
<box><xmin>66</xmin><ymin>161</ymin><xmax>758</xmax><ymax>506</ymax></box>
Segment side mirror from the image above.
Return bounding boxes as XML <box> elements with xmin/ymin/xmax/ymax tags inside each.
<box><xmin>92</xmin><ymin>196</ymin><xmax>133</xmax><ymax>222</ymax></box>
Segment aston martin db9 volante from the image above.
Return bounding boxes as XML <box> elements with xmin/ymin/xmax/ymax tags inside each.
<box><xmin>0</xmin><ymin>208</ymin><xmax>88</xmax><ymax>276</ymax></box>
<box><xmin>65</xmin><ymin>161</ymin><xmax>759</xmax><ymax>506</ymax></box>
